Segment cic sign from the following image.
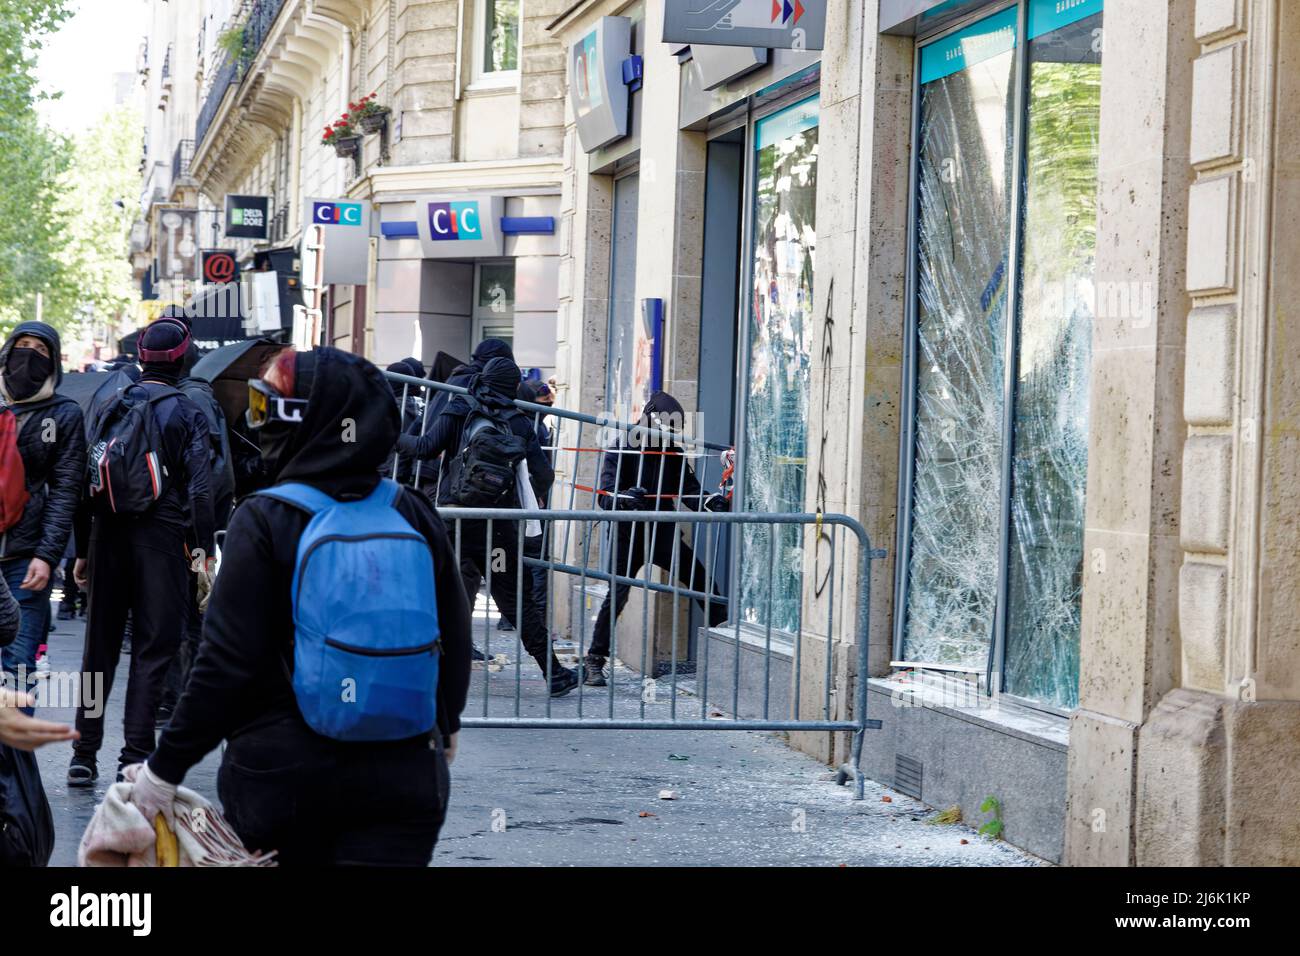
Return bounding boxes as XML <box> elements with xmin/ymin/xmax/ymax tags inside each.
<box><xmin>570</xmin><ymin>16</ymin><xmax>631</xmax><ymax>153</ymax></box>
<box><xmin>416</xmin><ymin>195</ymin><xmax>505</xmax><ymax>258</ymax></box>
<box><xmin>301</xmin><ymin>196</ymin><xmax>373</xmax><ymax>285</ymax></box>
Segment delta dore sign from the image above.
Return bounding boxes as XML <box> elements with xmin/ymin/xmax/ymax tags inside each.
<box><xmin>224</xmin><ymin>194</ymin><xmax>270</xmax><ymax>240</ymax></box>
<box><xmin>663</xmin><ymin>0</ymin><xmax>826</xmax><ymax>51</ymax></box>
<box><xmin>302</xmin><ymin>196</ymin><xmax>372</xmax><ymax>285</ymax></box>
<box><xmin>416</xmin><ymin>194</ymin><xmax>505</xmax><ymax>258</ymax></box>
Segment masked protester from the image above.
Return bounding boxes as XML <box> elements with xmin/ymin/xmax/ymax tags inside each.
<box><xmin>67</xmin><ymin>318</ymin><xmax>216</xmax><ymax>787</ymax></box>
<box><xmin>129</xmin><ymin>347</ymin><xmax>471</xmax><ymax>866</ymax></box>
<box><xmin>399</xmin><ymin>355</ymin><xmax>578</xmax><ymax>696</ymax></box>
<box><xmin>0</xmin><ymin>324</ymin><xmax>87</xmax><ymax>705</ymax></box>
<box><xmin>584</xmin><ymin>390</ymin><xmax>730</xmax><ymax>686</ymax></box>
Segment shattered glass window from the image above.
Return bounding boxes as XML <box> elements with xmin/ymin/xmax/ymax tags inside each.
<box><xmin>902</xmin><ymin>11</ymin><xmax>1016</xmax><ymax>669</ymax></box>
<box><xmin>1003</xmin><ymin>12</ymin><xmax>1102</xmax><ymax>709</ymax></box>
<box><xmin>741</xmin><ymin>98</ymin><xmax>818</xmax><ymax>634</ymax></box>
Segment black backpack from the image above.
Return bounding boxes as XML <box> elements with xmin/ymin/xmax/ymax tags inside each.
<box><xmin>0</xmin><ymin>743</ymin><xmax>54</xmax><ymax>867</ymax></box>
<box><xmin>87</xmin><ymin>384</ymin><xmax>180</xmax><ymax>514</ymax></box>
<box><xmin>445</xmin><ymin>400</ymin><xmax>527</xmax><ymax>507</ymax></box>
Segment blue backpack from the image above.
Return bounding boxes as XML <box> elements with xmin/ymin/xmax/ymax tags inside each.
<box><xmin>256</xmin><ymin>479</ymin><xmax>441</xmax><ymax>741</ymax></box>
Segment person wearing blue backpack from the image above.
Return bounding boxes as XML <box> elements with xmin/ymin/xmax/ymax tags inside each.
<box><xmin>130</xmin><ymin>346</ymin><xmax>472</xmax><ymax>866</ymax></box>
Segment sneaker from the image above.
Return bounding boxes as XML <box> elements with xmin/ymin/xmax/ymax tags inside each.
<box><xmin>67</xmin><ymin>762</ymin><xmax>98</xmax><ymax>788</ymax></box>
<box><xmin>549</xmin><ymin>666</ymin><xmax>580</xmax><ymax>698</ymax></box>
<box><xmin>496</xmin><ymin>618</ymin><xmax>515</xmax><ymax>632</ymax></box>
<box><xmin>34</xmin><ymin>655</ymin><xmax>51</xmax><ymax>680</ymax></box>
<box><xmin>583</xmin><ymin>655</ymin><xmax>607</xmax><ymax>687</ymax></box>
<box><xmin>470</xmin><ymin>645</ymin><xmax>490</xmax><ymax>662</ymax></box>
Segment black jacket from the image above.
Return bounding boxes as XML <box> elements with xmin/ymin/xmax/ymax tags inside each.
<box><xmin>398</xmin><ymin>393</ymin><xmax>554</xmax><ymax>508</ymax></box>
<box><xmin>597</xmin><ymin>436</ymin><xmax>705</xmax><ymax>512</ymax></box>
<box><xmin>76</xmin><ymin>380</ymin><xmax>217</xmax><ymax>560</ymax></box>
<box><xmin>150</xmin><ymin>348</ymin><xmax>472</xmax><ymax>785</ymax></box>
<box><xmin>0</xmin><ymin>322</ymin><xmax>87</xmax><ymax>567</ymax></box>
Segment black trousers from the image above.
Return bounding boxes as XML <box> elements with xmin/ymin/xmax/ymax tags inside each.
<box><xmin>455</xmin><ymin>517</ymin><xmax>557</xmax><ymax>671</ymax></box>
<box><xmin>589</xmin><ymin>520</ymin><xmax>728</xmax><ymax>660</ymax></box>
<box><xmin>524</xmin><ymin>530</ymin><xmax>548</xmax><ymax>624</ymax></box>
<box><xmin>218</xmin><ymin>715</ymin><xmax>448</xmax><ymax>866</ymax></box>
<box><xmin>74</xmin><ymin>520</ymin><xmax>190</xmax><ymax>768</ymax></box>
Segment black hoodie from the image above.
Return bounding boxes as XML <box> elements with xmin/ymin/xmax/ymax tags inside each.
<box><xmin>0</xmin><ymin>322</ymin><xmax>87</xmax><ymax>566</ymax></box>
<box><xmin>150</xmin><ymin>348</ymin><xmax>472</xmax><ymax>785</ymax></box>
<box><xmin>597</xmin><ymin>391</ymin><xmax>705</xmax><ymax>512</ymax></box>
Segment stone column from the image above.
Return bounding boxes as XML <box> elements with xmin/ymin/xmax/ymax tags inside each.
<box><xmin>1063</xmin><ymin>0</ymin><xmax>1195</xmax><ymax>866</ymax></box>
<box><xmin>1135</xmin><ymin>0</ymin><xmax>1300</xmax><ymax>867</ymax></box>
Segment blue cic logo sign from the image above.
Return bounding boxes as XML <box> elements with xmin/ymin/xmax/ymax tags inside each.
<box><xmin>428</xmin><ymin>201</ymin><xmax>483</xmax><ymax>241</ymax></box>
<box><xmin>312</xmin><ymin>201</ymin><xmax>364</xmax><ymax>226</ymax></box>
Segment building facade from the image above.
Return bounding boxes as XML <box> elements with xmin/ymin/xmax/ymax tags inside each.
<box><xmin>546</xmin><ymin>0</ymin><xmax>1300</xmax><ymax>866</ymax></box>
<box><xmin>132</xmin><ymin>0</ymin><xmax>568</xmax><ymax>372</ymax></box>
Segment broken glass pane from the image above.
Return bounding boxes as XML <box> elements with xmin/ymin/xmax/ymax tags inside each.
<box><xmin>902</xmin><ymin>13</ymin><xmax>1016</xmax><ymax>669</ymax></box>
<box><xmin>740</xmin><ymin>98</ymin><xmax>819</xmax><ymax>634</ymax></box>
<box><xmin>1003</xmin><ymin>12</ymin><xmax>1102</xmax><ymax>709</ymax></box>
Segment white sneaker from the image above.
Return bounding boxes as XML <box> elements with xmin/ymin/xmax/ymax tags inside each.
<box><xmin>34</xmin><ymin>656</ymin><xmax>51</xmax><ymax>679</ymax></box>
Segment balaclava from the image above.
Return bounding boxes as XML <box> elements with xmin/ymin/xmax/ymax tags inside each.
<box><xmin>3</xmin><ymin>346</ymin><xmax>54</xmax><ymax>402</ymax></box>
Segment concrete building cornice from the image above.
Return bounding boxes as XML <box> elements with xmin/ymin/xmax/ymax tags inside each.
<box><xmin>348</xmin><ymin>156</ymin><xmax>565</xmax><ymax>202</ymax></box>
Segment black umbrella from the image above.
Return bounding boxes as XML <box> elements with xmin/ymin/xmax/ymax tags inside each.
<box><xmin>190</xmin><ymin>337</ymin><xmax>284</xmax><ymax>429</ymax></box>
<box><xmin>57</xmin><ymin>371</ymin><xmax>121</xmax><ymax>408</ymax></box>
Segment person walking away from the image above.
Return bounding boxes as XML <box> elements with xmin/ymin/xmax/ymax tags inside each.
<box><xmin>399</xmin><ymin>356</ymin><xmax>578</xmax><ymax>695</ymax></box>
<box><xmin>127</xmin><ymin>346</ymin><xmax>471</xmax><ymax>865</ymax></box>
<box><xmin>0</xmin><ymin>323</ymin><xmax>87</xmax><ymax>708</ymax></box>
<box><xmin>156</xmin><ymin>309</ymin><xmax>236</xmax><ymax>725</ymax></box>
<box><xmin>67</xmin><ymin>319</ymin><xmax>216</xmax><ymax>786</ymax></box>
<box><xmin>584</xmin><ymin>390</ymin><xmax>730</xmax><ymax>686</ymax></box>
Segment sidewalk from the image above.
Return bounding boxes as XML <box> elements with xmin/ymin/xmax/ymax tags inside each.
<box><xmin>33</xmin><ymin>607</ymin><xmax>1042</xmax><ymax>867</ymax></box>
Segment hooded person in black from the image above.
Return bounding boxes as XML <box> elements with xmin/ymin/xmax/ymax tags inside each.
<box><xmin>417</xmin><ymin>337</ymin><xmax>513</xmax><ymax>429</ymax></box>
<box><xmin>137</xmin><ymin>346</ymin><xmax>471</xmax><ymax>866</ymax></box>
<box><xmin>398</xmin><ymin>355</ymin><xmax>578</xmax><ymax>696</ymax></box>
<box><xmin>0</xmin><ymin>322</ymin><xmax>87</xmax><ymax>697</ymax></box>
<box><xmin>584</xmin><ymin>390</ymin><xmax>729</xmax><ymax>686</ymax></box>
<box><xmin>68</xmin><ymin>318</ymin><xmax>217</xmax><ymax>785</ymax></box>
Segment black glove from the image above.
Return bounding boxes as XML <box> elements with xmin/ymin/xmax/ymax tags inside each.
<box><xmin>616</xmin><ymin>486</ymin><xmax>649</xmax><ymax>511</ymax></box>
<box><xmin>704</xmin><ymin>493</ymin><xmax>731</xmax><ymax>513</ymax></box>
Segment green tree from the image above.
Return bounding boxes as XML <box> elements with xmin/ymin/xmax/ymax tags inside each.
<box><xmin>0</xmin><ymin>0</ymin><xmax>73</xmax><ymax>335</ymax></box>
<box><xmin>45</xmin><ymin>104</ymin><xmax>142</xmax><ymax>336</ymax></box>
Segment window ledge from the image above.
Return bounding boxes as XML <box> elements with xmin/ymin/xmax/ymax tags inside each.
<box><xmin>869</xmin><ymin>671</ymin><xmax>1070</xmax><ymax>751</ymax></box>
<box><xmin>465</xmin><ymin>75</ymin><xmax>520</xmax><ymax>95</ymax></box>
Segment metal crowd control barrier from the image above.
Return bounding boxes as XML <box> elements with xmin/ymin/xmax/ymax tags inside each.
<box><xmin>383</xmin><ymin>371</ymin><xmax>884</xmax><ymax>798</ymax></box>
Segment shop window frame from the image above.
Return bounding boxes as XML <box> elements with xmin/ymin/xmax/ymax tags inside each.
<box><xmin>892</xmin><ymin>0</ymin><xmax>1100</xmax><ymax>717</ymax></box>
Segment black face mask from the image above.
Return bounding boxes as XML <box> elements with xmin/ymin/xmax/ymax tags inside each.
<box><xmin>4</xmin><ymin>346</ymin><xmax>54</xmax><ymax>401</ymax></box>
<box><xmin>257</xmin><ymin>420</ymin><xmax>299</xmax><ymax>482</ymax></box>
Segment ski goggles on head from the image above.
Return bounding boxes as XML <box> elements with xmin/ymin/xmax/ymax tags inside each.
<box><xmin>246</xmin><ymin>378</ymin><xmax>309</xmax><ymax>429</ymax></box>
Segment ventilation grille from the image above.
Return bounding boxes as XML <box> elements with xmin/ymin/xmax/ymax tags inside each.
<box><xmin>894</xmin><ymin>754</ymin><xmax>923</xmax><ymax>799</ymax></box>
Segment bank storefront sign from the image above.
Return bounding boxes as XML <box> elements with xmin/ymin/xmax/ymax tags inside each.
<box><xmin>570</xmin><ymin>16</ymin><xmax>631</xmax><ymax>152</ymax></box>
<box><xmin>302</xmin><ymin>196</ymin><xmax>373</xmax><ymax>285</ymax></box>
<box><xmin>416</xmin><ymin>194</ymin><xmax>505</xmax><ymax>258</ymax></box>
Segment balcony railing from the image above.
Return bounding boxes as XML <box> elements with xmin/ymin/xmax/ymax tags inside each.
<box><xmin>195</xmin><ymin>0</ymin><xmax>288</xmax><ymax>152</ymax></box>
<box><xmin>172</xmin><ymin>139</ymin><xmax>195</xmax><ymax>185</ymax></box>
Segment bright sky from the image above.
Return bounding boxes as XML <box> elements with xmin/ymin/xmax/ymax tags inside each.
<box><xmin>36</xmin><ymin>0</ymin><xmax>149</xmax><ymax>135</ymax></box>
